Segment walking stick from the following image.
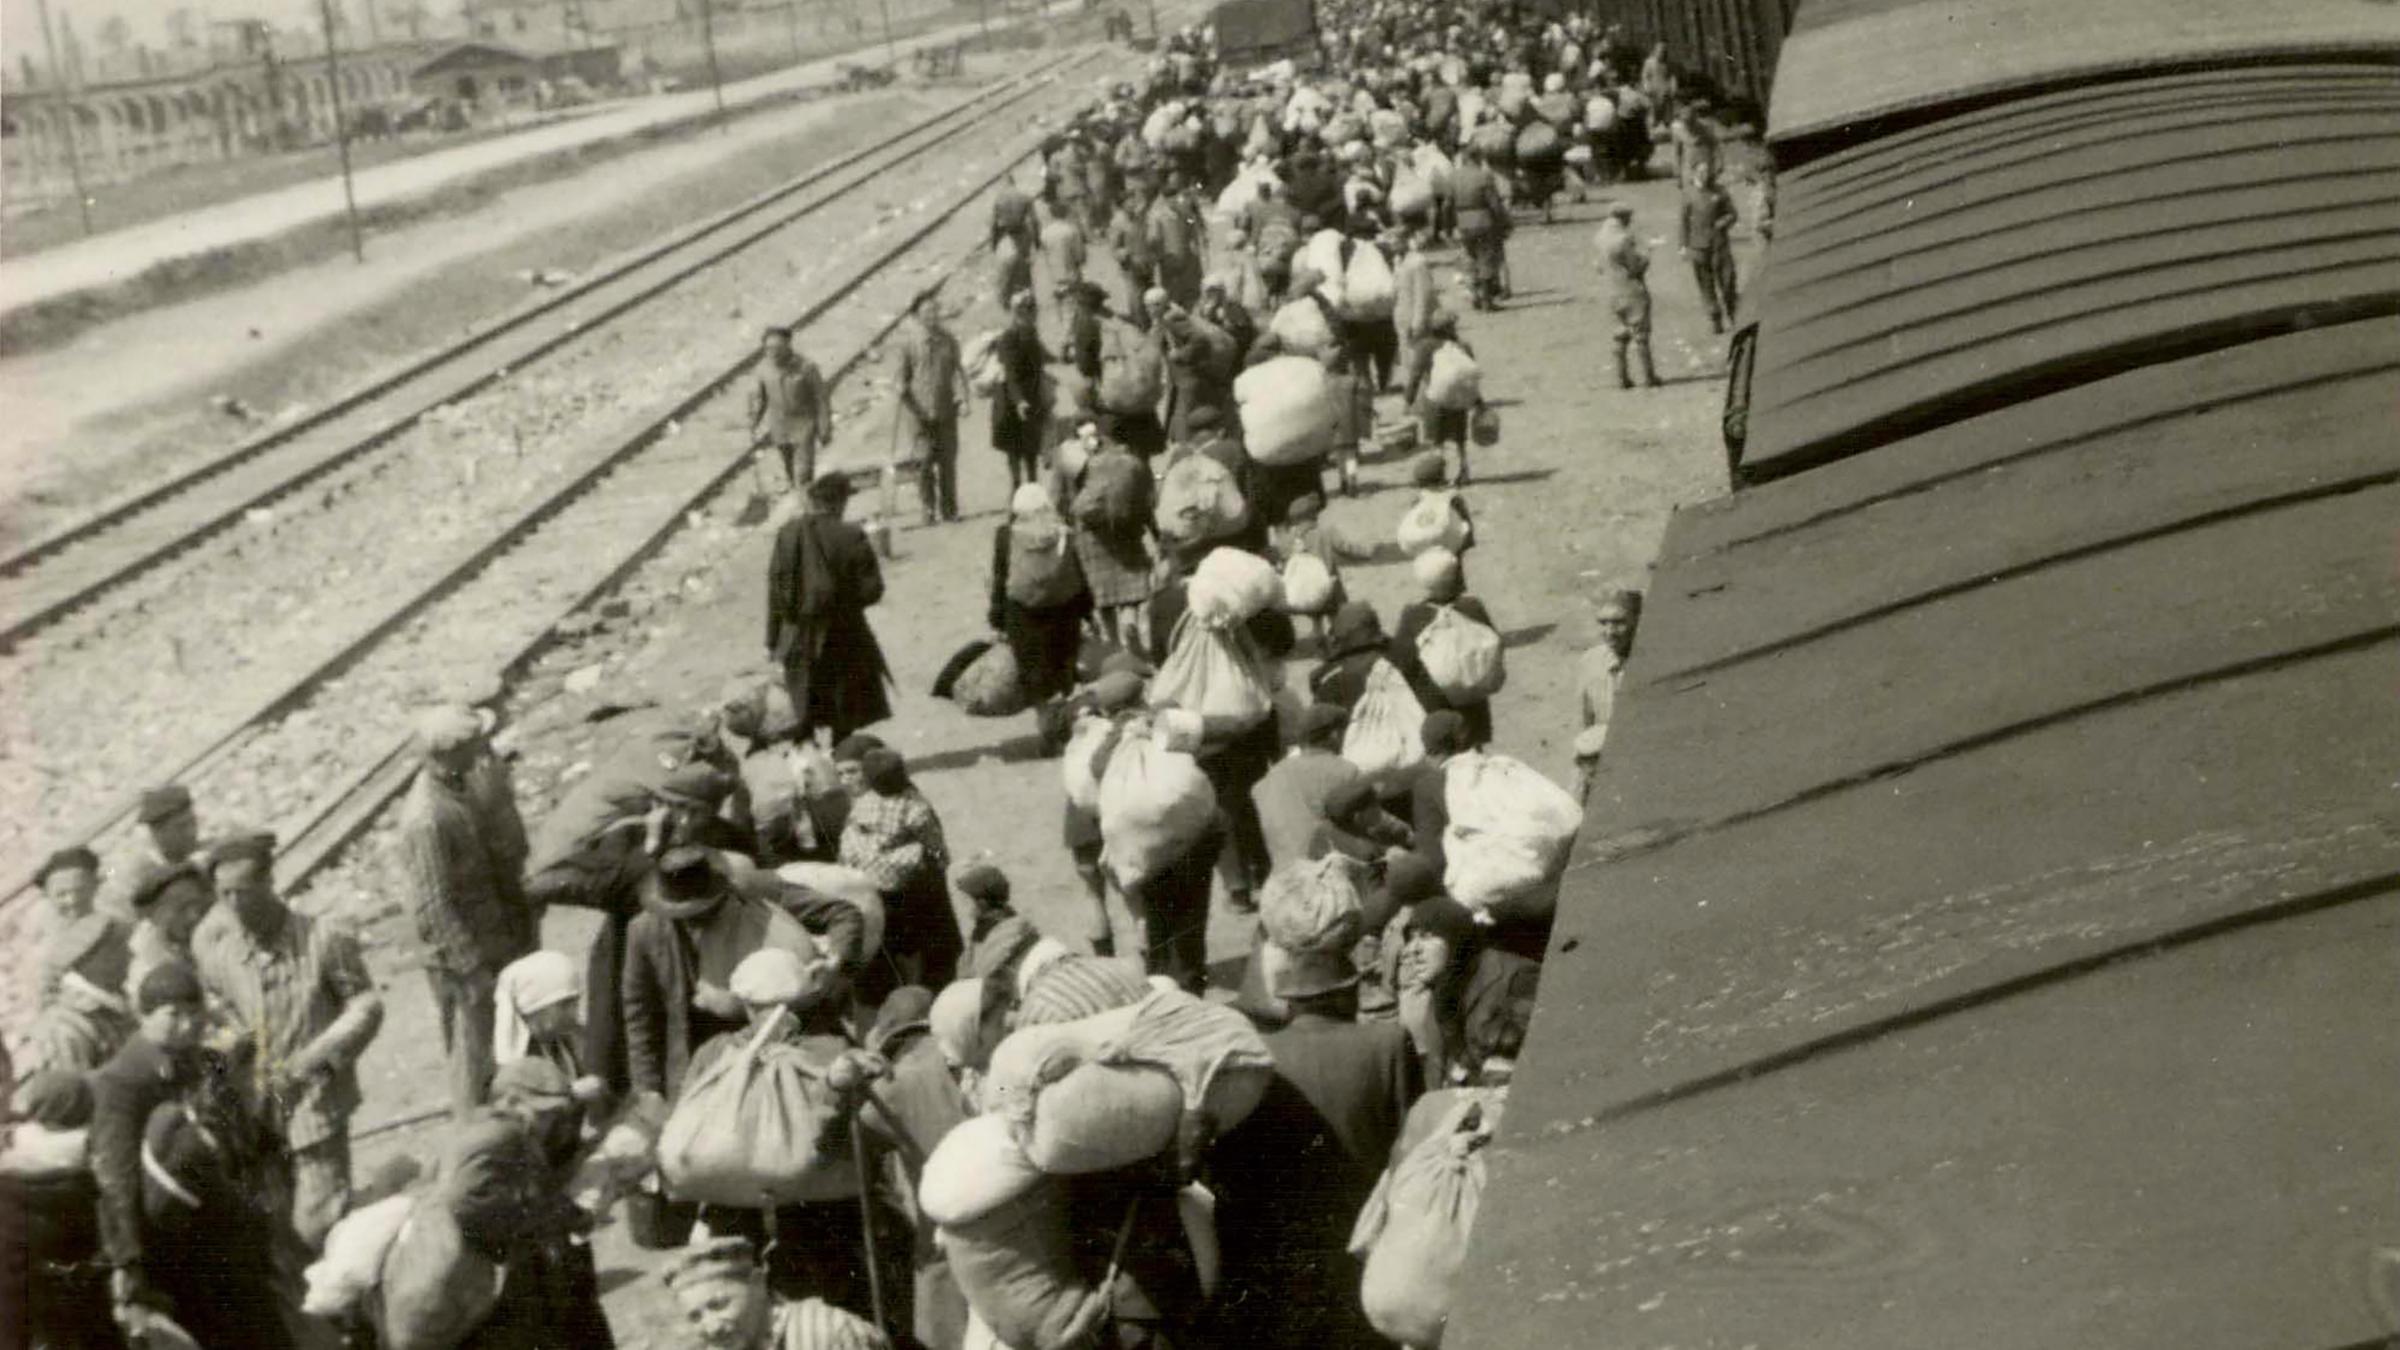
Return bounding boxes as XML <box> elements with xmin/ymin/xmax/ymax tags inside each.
<box><xmin>851</xmin><ymin>1107</ymin><xmax>890</xmax><ymax>1334</ymax></box>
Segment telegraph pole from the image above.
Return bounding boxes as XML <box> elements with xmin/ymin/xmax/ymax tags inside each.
<box><xmin>314</xmin><ymin>0</ymin><xmax>365</xmax><ymax>259</ymax></box>
<box><xmin>32</xmin><ymin>0</ymin><xmax>94</xmax><ymax>236</ymax></box>
<box><xmin>698</xmin><ymin>0</ymin><xmax>727</xmax><ymax>129</ymax></box>
<box><xmin>878</xmin><ymin>0</ymin><xmax>896</xmax><ymax>67</ymax></box>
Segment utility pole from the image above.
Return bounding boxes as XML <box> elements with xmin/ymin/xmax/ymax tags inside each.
<box><xmin>314</xmin><ymin>0</ymin><xmax>365</xmax><ymax>260</ymax></box>
<box><xmin>877</xmin><ymin>0</ymin><xmax>895</xmax><ymax>67</ymax></box>
<box><xmin>32</xmin><ymin>0</ymin><xmax>94</xmax><ymax>236</ymax></box>
<box><xmin>698</xmin><ymin>0</ymin><xmax>727</xmax><ymax>129</ymax></box>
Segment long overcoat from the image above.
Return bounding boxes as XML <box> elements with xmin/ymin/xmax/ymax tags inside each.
<box><xmin>767</xmin><ymin>510</ymin><xmax>894</xmax><ymax>740</ymax></box>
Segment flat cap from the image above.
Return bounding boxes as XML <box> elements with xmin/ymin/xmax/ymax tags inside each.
<box><xmin>35</xmin><ymin>846</ymin><xmax>99</xmax><ymax>887</ymax></box>
<box><xmin>136</xmin><ymin>959</ymin><xmax>205</xmax><ymax>1013</ymax></box>
<box><xmin>137</xmin><ymin>785</ymin><xmax>194</xmax><ymax>825</ymax></box>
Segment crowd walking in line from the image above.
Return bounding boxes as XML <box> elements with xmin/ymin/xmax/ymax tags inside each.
<box><xmin>3</xmin><ymin>0</ymin><xmax>1745</xmax><ymax>1343</ymax></box>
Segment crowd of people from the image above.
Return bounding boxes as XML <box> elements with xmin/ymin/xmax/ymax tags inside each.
<box><xmin>2</xmin><ymin>2</ymin><xmax>1733</xmax><ymax>1345</ymax></box>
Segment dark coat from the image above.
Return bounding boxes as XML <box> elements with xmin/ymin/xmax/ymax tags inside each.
<box><xmin>1206</xmin><ymin>1013</ymin><xmax>1421</xmax><ymax>1347</ymax></box>
<box><xmin>440</xmin><ymin>1109</ymin><xmax>615</xmax><ymax>1350</ymax></box>
<box><xmin>620</xmin><ymin>888</ymin><xmax>864</xmax><ymax>1101</ymax></box>
<box><xmin>767</xmin><ymin>511</ymin><xmax>894</xmax><ymax>741</ymax></box>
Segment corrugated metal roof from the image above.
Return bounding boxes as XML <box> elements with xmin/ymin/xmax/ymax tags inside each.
<box><xmin>1767</xmin><ymin>0</ymin><xmax>2400</xmax><ymax>147</ymax></box>
<box><xmin>1738</xmin><ymin>64</ymin><xmax>2400</xmax><ymax>480</ymax></box>
<box><xmin>1444</xmin><ymin>317</ymin><xmax>2400</xmax><ymax>1349</ymax></box>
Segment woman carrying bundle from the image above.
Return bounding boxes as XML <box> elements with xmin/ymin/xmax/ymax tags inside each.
<box><xmin>839</xmin><ymin>747</ymin><xmax>966</xmax><ymax>1000</ymax></box>
<box><xmin>1390</xmin><ymin>548</ymin><xmax>1502</xmax><ymax>749</ymax></box>
<box><xmin>988</xmin><ymin>482</ymin><xmax>1094</xmax><ymax>744</ymax></box>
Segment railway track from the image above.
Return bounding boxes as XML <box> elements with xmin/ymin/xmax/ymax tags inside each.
<box><xmin>0</xmin><ymin>52</ymin><xmax>1082</xmax><ymax>648</ymax></box>
<box><xmin>0</xmin><ymin>46</ymin><xmax>1112</xmax><ymax>921</ymax></box>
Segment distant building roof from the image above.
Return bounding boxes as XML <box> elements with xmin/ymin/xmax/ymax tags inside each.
<box><xmin>410</xmin><ymin>41</ymin><xmax>541</xmax><ymax>78</ymax></box>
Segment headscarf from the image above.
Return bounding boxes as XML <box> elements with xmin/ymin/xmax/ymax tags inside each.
<box><xmin>859</xmin><ymin>747</ymin><xmax>910</xmax><ymax>796</ymax></box>
<box><xmin>831</xmin><ymin>733</ymin><xmax>887</xmax><ymax>765</ymax></box>
<box><xmin>1325</xmin><ymin>600</ymin><xmax>1386</xmax><ymax>657</ymax></box>
<box><xmin>493</xmin><ymin>950</ymin><xmax>582</xmax><ymax>1066</ymax></box>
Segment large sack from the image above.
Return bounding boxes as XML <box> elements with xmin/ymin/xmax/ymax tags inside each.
<box><xmin>1299</xmin><ymin>231</ymin><xmax>1351</xmax><ymax>312</ymax></box>
<box><xmin>1148</xmin><ymin>614</ymin><xmax>1276</xmax><ymax>740</ymax></box>
<box><xmin>1214</xmin><ymin>162</ymin><xmax>1281</xmax><ymax>218</ymax></box>
<box><xmin>956</xmin><ymin>641</ymin><xmax>1028</xmax><ymax>718</ymax></box>
<box><xmin>1060</xmin><ymin>715</ymin><xmax>1123</xmax><ymax>815</ymax></box>
<box><xmin>657</xmin><ymin>1009</ymin><xmax>861</xmax><ymax>1206</ymax></box>
<box><xmin>1396</xmin><ymin>491</ymin><xmax>1470</xmax><ymax>556</ymax></box>
<box><xmin>1469</xmin><ymin>120</ymin><xmax>1515</xmax><ymax>162</ymax></box>
<box><xmin>1514</xmin><ymin>121</ymin><xmax>1562</xmax><ymax>164</ymax></box>
<box><xmin>1349</xmin><ymin>1091</ymin><xmax>1503</xmax><ymax>1348</ymax></box>
<box><xmin>1390</xmin><ymin>168</ymin><xmax>1436</xmax><ymax>220</ymax></box>
<box><xmin>1342</xmin><ymin>241</ymin><xmax>1397</xmax><ymax>320</ymax></box>
<box><xmin>1411</xmin><ymin>143</ymin><xmax>1455</xmax><ymax>196</ymax></box>
<box><xmin>1258</xmin><ymin>853</ymin><xmax>1366</xmax><ymax>954</ymax></box>
<box><xmin>1187</xmin><ymin>547</ymin><xmax>1284</xmax><ymax>626</ymax></box>
<box><xmin>1370</xmin><ymin>107</ymin><xmax>1409</xmax><ymax>148</ymax></box>
<box><xmin>1414</xmin><ymin>604</ymin><xmax>1506</xmax><ymax>702</ymax></box>
<box><xmin>1096</xmin><ymin>321</ymin><xmax>1165</xmax><ymax>415</ymax></box>
<box><xmin>1423</xmin><ymin>342</ymin><xmax>1482</xmax><ymax>411</ymax></box>
<box><xmin>304</xmin><ymin>1192</ymin><xmax>416</xmax><ymax>1318</ymax></box>
<box><xmin>776</xmin><ymin>862</ymin><xmax>886</xmax><ymax>959</ymax></box>
<box><xmin>965</xmin><ymin>329</ymin><xmax>1006</xmax><ymax>396</ymax></box>
<box><xmin>372</xmin><ymin>1201</ymin><xmax>503</xmax><ymax>1350</ymax></box>
<box><xmin>1441</xmin><ymin>753</ymin><xmax>1581</xmax><ymax>916</ymax></box>
<box><xmin>1268</xmin><ymin>296</ymin><xmax>1339</xmax><ymax>359</ymax></box>
<box><xmin>1024</xmin><ymin>1060</ymin><xmax>1186</xmax><ymax>1174</ymax></box>
<box><xmin>1235</xmin><ymin>354</ymin><xmax>1342</xmax><ymax>467</ymax></box>
<box><xmin>1341</xmin><ymin>656</ymin><xmax>1428</xmax><ymax>791</ymax></box>
<box><xmin>1280</xmin><ymin>550</ymin><xmax>1338</xmax><ymax>616</ymax></box>
<box><xmin>1007</xmin><ymin>514</ymin><xmax>1082</xmax><ymax>609</ymax></box>
<box><xmin>1096</xmin><ymin>733</ymin><xmax>1219</xmax><ymax>889</ymax></box>
<box><xmin>1072</xmin><ymin>451</ymin><xmax>1147</xmax><ymax>535</ymax></box>
<box><xmin>1155</xmin><ymin>453</ymin><xmax>1249</xmax><ymax>546</ymax></box>
<box><xmin>942</xmin><ymin>1181</ymin><xmax>1112</xmax><ymax>1350</ymax></box>
<box><xmin>991</xmin><ymin>988</ymin><xmax>1273</xmax><ymax>1163</ymax></box>
<box><xmin>921</xmin><ymin>1113</ymin><xmax>1049</xmax><ymax>1227</ymax></box>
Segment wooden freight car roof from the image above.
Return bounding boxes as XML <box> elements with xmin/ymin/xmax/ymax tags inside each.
<box><xmin>1443</xmin><ymin>317</ymin><xmax>2400</xmax><ymax>1349</ymax></box>
<box><xmin>1737</xmin><ymin>62</ymin><xmax>2400</xmax><ymax>481</ymax></box>
<box><xmin>1766</xmin><ymin>0</ymin><xmax>2400</xmax><ymax>149</ymax></box>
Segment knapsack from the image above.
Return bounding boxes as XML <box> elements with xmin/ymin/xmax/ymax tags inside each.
<box><xmin>1155</xmin><ymin>452</ymin><xmax>1249</xmax><ymax>546</ymax></box>
<box><xmin>1074</xmin><ymin>453</ymin><xmax>1147</xmax><ymax>535</ymax></box>
<box><xmin>1008</xmin><ymin>516</ymin><xmax>1083</xmax><ymax>608</ymax></box>
<box><xmin>1396</xmin><ymin>490</ymin><xmax>1470</xmax><ymax>555</ymax></box>
<box><xmin>1415</xmin><ymin>603</ymin><xmax>1507</xmax><ymax>701</ymax></box>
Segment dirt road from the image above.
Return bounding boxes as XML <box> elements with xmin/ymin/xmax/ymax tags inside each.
<box><xmin>330</xmin><ymin>168</ymin><xmax>1757</xmax><ymax>1340</ymax></box>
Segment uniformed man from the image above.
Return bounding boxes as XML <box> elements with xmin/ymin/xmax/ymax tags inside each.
<box><xmin>1595</xmin><ymin>202</ymin><xmax>1661</xmax><ymax>388</ymax></box>
<box><xmin>747</xmin><ymin>326</ymin><xmax>828</xmax><ymax>493</ymax></box>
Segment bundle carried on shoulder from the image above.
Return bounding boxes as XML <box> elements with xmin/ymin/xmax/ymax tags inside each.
<box><xmin>983</xmin><ymin>985</ymin><xmax>1275</xmax><ymax>1174</ymax></box>
<box><xmin>371</xmin><ymin>1200</ymin><xmax>504</xmax><ymax>1350</ymax></box>
<box><xmin>1258</xmin><ymin>853</ymin><xmax>1366</xmax><ymax>954</ymax></box>
<box><xmin>1396</xmin><ymin>490</ymin><xmax>1470</xmax><ymax>557</ymax></box>
<box><xmin>1185</xmin><ymin>547</ymin><xmax>1285</xmax><ymax>627</ymax></box>
<box><xmin>1469</xmin><ymin>120</ymin><xmax>1515</xmax><ymax>162</ymax></box>
<box><xmin>1414</xmin><ymin>605</ymin><xmax>1506</xmax><ymax>702</ymax></box>
<box><xmin>925</xmin><ymin>1120</ymin><xmax>1111</xmax><ymax>1350</ymax></box>
<box><xmin>1441</xmin><ymin>752</ymin><xmax>1582</xmax><ymax>918</ymax></box>
<box><xmin>304</xmin><ymin>1192</ymin><xmax>417</xmax><ymax>1318</ymax></box>
<box><xmin>1342</xmin><ymin>239</ymin><xmax>1397</xmax><ymax>320</ymax></box>
<box><xmin>1235</xmin><ymin>354</ymin><xmax>1342</xmax><ymax>467</ymax></box>
<box><xmin>1072</xmin><ymin>448</ymin><xmax>1147</xmax><ymax>535</ymax></box>
<box><xmin>1341</xmin><ymin>656</ymin><xmax>1428</xmax><ymax>790</ymax></box>
<box><xmin>1514</xmin><ymin>120</ymin><xmax>1563</xmax><ymax>164</ymax></box>
<box><xmin>1279</xmin><ymin>549</ymin><xmax>1340</xmax><ymax>616</ymax></box>
<box><xmin>1370</xmin><ymin>107</ymin><xmax>1409</xmax><ymax>148</ymax></box>
<box><xmin>1148</xmin><ymin>613</ymin><xmax>1276</xmax><ymax>742</ymax></box>
<box><xmin>1155</xmin><ymin>452</ymin><xmax>1249</xmax><ymax>546</ymax></box>
<box><xmin>1060</xmin><ymin>714</ymin><xmax>1125</xmax><ymax>815</ymax></box>
<box><xmin>1349</xmin><ymin>1089</ymin><xmax>1506</xmax><ymax>1349</ymax></box>
<box><xmin>1268</xmin><ymin>295</ymin><xmax>1339</xmax><ymax>359</ymax></box>
<box><xmin>1423</xmin><ymin>343</ymin><xmax>1482</xmax><ymax>411</ymax></box>
<box><xmin>1008</xmin><ymin>512</ymin><xmax>1083</xmax><ymax>609</ymax></box>
<box><xmin>656</xmin><ymin>1007</ymin><xmax>862</xmax><ymax>1207</ymax></box>
<box><xmin>1096</xmin><ymin>728</ymin><xmax>1219</xmax><ymax>889</ymax></box>
<box><xmin>775</xmin><ymin>861</ymin><xmax>886</xmax><ymax>959</ymax></box>
<box><xmin>1096</xmin><ymin>319</ymin><xmax>1165</xmax><ymax>416</ymax></box>
<box><xmin>1300</xmin><ymin>230</ymin><xmax>1352</xmax><ymax>313</ymax></box>
<box><xmin>965</xmin><ymin>329</ymin><xmax>1007</xmax><ymax>397</ymax></box>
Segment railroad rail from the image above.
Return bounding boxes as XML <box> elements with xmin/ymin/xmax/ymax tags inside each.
<box><xmin>0</xmin><ymin>47</ymin><xmax>1109</xmax><ymax>917</ymax></box>
<box><xmin>0</xmin><ymin>52</ymin><xmax>1081</xmax><ymax>648</ymax></box>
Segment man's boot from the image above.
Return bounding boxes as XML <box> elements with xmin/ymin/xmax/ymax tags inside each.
<box><xmin>1614</xmin><ymin>344</ymin><xmax>1635</xmax><ymax>390</ymax></box>
<box><xmin>1636</xmin><ymin>338</ymin><xmax>1663</xmax><ymax>388</ymax></box>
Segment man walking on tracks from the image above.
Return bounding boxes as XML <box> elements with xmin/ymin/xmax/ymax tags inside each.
<box><xmin>1596</xmin><ymin>202</ymin><xmax>1662</xmax><ymax>388</ymax></box>
<box><xmin>1680</xmin><ymin>169</ymin><xmax>1740</xmax><ymax>333</ymax></box>
<box><xmin>394</xmin><ymin>704</ymin><xmax>537</xmax><ymax>1119</ymax></box>
<box><xmin>748</xmin><ymin>325</ymin><xmax>828</xmax><ymax>492</ymax></box>
<box><xmin>767</xmin><ymin>471</ymin><xmax>894</xmax><ymax>746</ymax></box>
<box><xmin>893</xmin><ymin>292</ymin><xmax>969</xmax><ymax>525</ymax></box>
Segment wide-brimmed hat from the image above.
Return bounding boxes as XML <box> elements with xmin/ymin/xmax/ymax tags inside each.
<box><xmin>642</xmin><ymin>846</ymin><xmax>735</xmax><ymax>921</ymax></box>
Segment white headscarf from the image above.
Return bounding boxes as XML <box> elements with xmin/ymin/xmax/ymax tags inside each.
<box><xmin>492</xmin><ymin>950</ymin><xmax>582</xmax><ymax>1066</ymax></box>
